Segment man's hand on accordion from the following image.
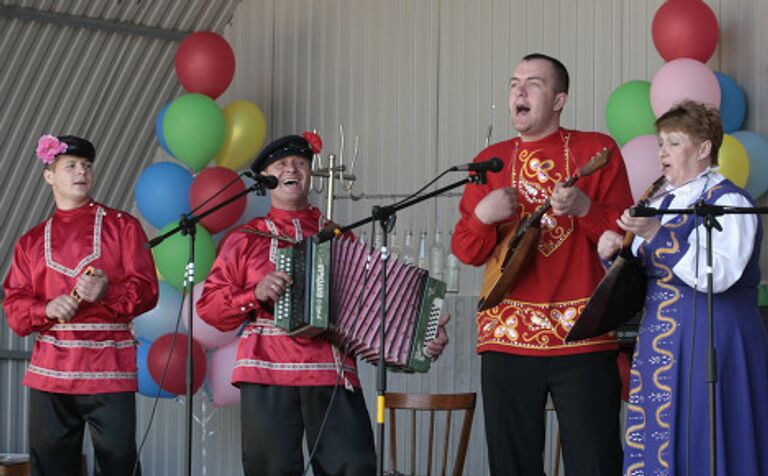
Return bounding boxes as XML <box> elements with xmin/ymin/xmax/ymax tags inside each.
<box><xmin>425</xmin><ymin>313</ymin><xmax>451</xmax><ymax>361</ymax></box>
<box><xmin>255</xmin><ymin>271</ymin><xmax>292</xmax><ymax>303</ymax></box>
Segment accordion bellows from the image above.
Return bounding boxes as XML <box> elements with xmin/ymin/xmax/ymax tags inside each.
<box><xmin>274</xmin><ymin>237</ymin><xmax>446</xmax><ymax>373</ymax></box>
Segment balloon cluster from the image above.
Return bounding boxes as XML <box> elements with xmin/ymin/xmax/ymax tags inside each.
<box><xmin>605</xmin><ymin>0</ymin><xmax>768</xmax><ymax>201</ymax></box>
<box><xmin>134</xmin><ymin>31</ymin><xmax>272</xmax><ymax>406</ymax></box>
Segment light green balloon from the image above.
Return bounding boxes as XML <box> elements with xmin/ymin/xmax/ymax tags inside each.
<box><xmin>152</xmin><ymin>221</ymin><xmax>216</xmax><ymax>291</ymax></box>
<box><xmin>163</xmin><ymin>93</ymin><xmax>226</xmax><ymax>171</ymax></box>
<box><xmin>605</xmin><ymin>80</ymin><xmax>657</xmax><ymax>146</ymax></box>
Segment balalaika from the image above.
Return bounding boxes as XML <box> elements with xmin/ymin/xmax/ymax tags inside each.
<box><xmin>274</xmin><ymin>236</ymin><xmax>446</xmax><ymax>373</ymax></box>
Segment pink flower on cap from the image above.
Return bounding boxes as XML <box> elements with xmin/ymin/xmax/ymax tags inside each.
<box><xmin>303</xmin><ymin>131</ymin><xmax>323</xmax><ymax>154</ymax></box>
<box><xmin>36</xmin><ymin>134</ymin><xmax>68</xmax><ymax>164</ymax></box>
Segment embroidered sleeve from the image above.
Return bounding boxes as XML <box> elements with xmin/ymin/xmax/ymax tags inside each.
<box><xmin>2</xmin><ymin>238</ymin><xmax>54</xmax><ymax>336</ymax></box>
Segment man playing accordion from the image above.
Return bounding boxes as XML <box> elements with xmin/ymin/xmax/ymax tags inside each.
<box><xmin>197</xmin><ymin>132</ymin><xmax>448</xmax><ymax>476</ymax></box>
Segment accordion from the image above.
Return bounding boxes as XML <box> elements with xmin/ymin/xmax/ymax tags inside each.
<box><xmin>274</xmin><ymin>237</ymin><xmax>446</xmax><ymax>373</ymax></box>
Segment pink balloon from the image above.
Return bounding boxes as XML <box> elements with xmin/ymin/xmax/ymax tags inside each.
<box><xmin>209</xmin><ymin>339</ymin><xmax>241</xmax><ymax>407</ymax></box>
<box><xmin>650</xmin><ymin>59</ymin><xmax>720</xmax><ymax>117</ymax></box>
<box><xmin>621</xmin><ymin>135</ymin><xmax>663</xmax><ymax>202</ymax></box>
<box><xmin>183</xmin><ymin>283</ymin><xmax>241</xmax><ymax>350</ymax></box>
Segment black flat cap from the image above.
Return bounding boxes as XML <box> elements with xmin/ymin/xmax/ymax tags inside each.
<box><xmin>59</xmin><ymin>135</ymin><xmax>96</xmax><ymax>162</ymax></box>
<box><xmin>250</xmin><ymin>134</ymin><xmax>313</xmax><ymax>174</ymax></box>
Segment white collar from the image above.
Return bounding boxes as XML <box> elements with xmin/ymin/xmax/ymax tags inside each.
<box><xmin>661</xmin><ymin>168</ymin><xmax>725</xmax><ymax>205</ymax></box>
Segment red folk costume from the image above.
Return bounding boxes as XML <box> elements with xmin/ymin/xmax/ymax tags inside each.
<box><xmin>196</xmin><ymin>205</ymin><xmax>359</xmax><ymax>388</ymax></box>
<box><xmin>3</xmin><ymin>201</ymin><xmax>158</xmax><ymax>394</ymax></box>
<box><xmin>452</xmin><ymin>128</ymin><xmax>633</xmax><ymax>356</ymax></box>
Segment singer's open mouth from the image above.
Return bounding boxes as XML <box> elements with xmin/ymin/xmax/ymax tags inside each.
<box><xmin>515</xmin><ymin>105</ymin><xmax>531</xmax><ymax>116</ymax></box>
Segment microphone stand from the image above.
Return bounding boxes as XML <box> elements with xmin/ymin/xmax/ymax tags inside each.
<box><xmin>631</xmin><ymin>200</ymin><xmax>768</xmax><ymax>476</ymax></box>
<box><xmin>315</xmin><ymin>171</ymin><xmax>488</xmax><ymax>476</ymax></box>
<box><xmin>146</xmin><ymin>178</ymin><xmax>271</xmax><ymax>476</ymax></box>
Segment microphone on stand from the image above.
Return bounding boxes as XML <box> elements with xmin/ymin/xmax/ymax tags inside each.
<box><xmin>243</xmin><ymin>171</ymin><xmax>279</xmax><ymax>190</ymax></box>
<box><xmin>449</xmin><ymin>157</ymin><xmax>504</xmax><ymax>173</ymax></box>
<box><xmin>629</xmin><ymin>205</ymin><xmax>659</xmax><ymax>217</ymax></box>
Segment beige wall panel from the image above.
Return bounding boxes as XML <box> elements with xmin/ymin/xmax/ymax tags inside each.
<box><xmin>3</xmin><ymin>0</ymin><xmax>768</xmax><ymax>474</ymax></box>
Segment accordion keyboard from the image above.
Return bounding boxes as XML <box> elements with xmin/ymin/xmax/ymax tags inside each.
<box><xmin>423</xmin><ymin>297</ymin><xmax>443</xmax><ymax>348</ymax></box>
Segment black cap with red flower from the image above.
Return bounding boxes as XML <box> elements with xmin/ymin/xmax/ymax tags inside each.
<box><xmin>250</xmin><ymin>131</ymin><xmax>322</xmax><ymax>174</ymax></box>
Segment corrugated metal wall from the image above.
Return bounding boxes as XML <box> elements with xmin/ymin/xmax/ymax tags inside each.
<box><xmin>3</xmin><ymin>0</ymin><xmax>768</xmax><ymax>475</ymax></box>
<box><xmin>0</xmin><ymin>0</ymin><xmax>240</xmax><ymax>460</ymax></box>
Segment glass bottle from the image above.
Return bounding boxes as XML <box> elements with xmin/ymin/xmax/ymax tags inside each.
<box><xmin>388</xmin><ymin>229</ymin><xmax>402</xmax><ymax>260</ymax></box>
<box><xmin>417</xmin><ymin>230</ymin><xmax>430</xmax><ymax>270</ymax></box>
<box><xmin>430</xmin><ymin>230</ymin><xmax>445</xmax><ymax>280</ymax></box>
<box><xmin>445</xmin><ymin>238</ymin><xmax>460</xmax><ymax>294</ymax></box>
<box><xmin>402</xmin><ymin>230</ymin><xmax>416</xmax><ymax>266</ymax></box>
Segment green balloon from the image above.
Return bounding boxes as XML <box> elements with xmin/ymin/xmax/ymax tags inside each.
<box><xmin>152</xmin><ymin>221</ymin><xmax>216</xmax><ymax>291</ymax></box>
<box><xmin>163</xmin><ymin>93</ymin><xmax>226</xmax><ymax>171</ymax></box>
<box><xmin>605</xmin><ymin>80</ymin><xmax>657</xmax><ymax>146</ymax></box>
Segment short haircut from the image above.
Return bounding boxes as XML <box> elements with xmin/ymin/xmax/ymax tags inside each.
<box><xmin>522</xmin><ymin>53</ymin><xmax>570</xmax><ymax>94</ymax></box>
<box><xmin>655</xmin><ymin>100</ymin><xmax>723</xmax><ymax>164</ymax></box>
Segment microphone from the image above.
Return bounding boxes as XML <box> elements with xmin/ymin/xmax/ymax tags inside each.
<box><xmin>313</xmin><ymin>226</ymin><xmax>342</xmax><ymax>244</ymax></box>
<box><xmin>450</xmin><ymin>157</ymin><xmax>504</xmax><ymax>173</ymax></box>
<box><xmin>629</xmin><ymin>205</ymin><xmax>659</xmax><ymax>217</ymax></box>
<box><xmin>243</xmin><ymin>171</ymin><xmax>279</xmax><ymax>190</ymax></box>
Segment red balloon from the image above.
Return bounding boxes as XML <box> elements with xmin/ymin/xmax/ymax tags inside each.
<box><xmin>147</xmin><ymin>333</ymin><xmax>207</xmax><ymax>395</ymax></box>
<box><xmin>189</xmin><ymin>167</ymin><xmax>247</xmax><ymax>233</ymax></box>
<box><xmin>175</xmin><ymin>31</ymin><xmax>235</xmax><ymax>99</ymax></box>
<box><xmin>652</xmin><ymin>0</ymin><xmax>719</xmax><ymax>63</ymax></box>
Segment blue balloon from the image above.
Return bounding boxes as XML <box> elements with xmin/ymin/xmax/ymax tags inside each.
<box><xmin>133</xmin><ymin>281</ymin><xmax>184</xmax><ymax>341</ymax></box>
<box><xmin>716</xmin><ymin>72</ymin><xmax>747</xmax><ymax>133</ymax></box>
<box><xmin>134</xmin><ymin>162</ymin><xmax>193</xmax><ymax>229</ymax></box>
<box><xmin>137</xmin><ymin>337</ymin><xmax>176</xmax><ymax>398</ymax></box>
<box><xmin>155</xmin><ymin>103</ymin><xmax>174</xmax><ymax>157</ymax></box>
<box><xmin>733</xmin><ymin>130</ymin><xmax>768</xmax><ymax>199</ymax></box>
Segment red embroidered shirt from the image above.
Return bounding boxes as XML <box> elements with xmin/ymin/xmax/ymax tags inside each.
<box><xmin>452</xmin><ymin>129</ymin><xmax>633</xmax><ymax>356</ymax></box>
<box><xmin>3</xmin><ymin>201</ymin><xmax>158</xmax><ymax>393</ymax></box>
<box><xmin>196</xmin><ymin>206</ymin><xmax>359</xmax><ymax>388</ymax></box>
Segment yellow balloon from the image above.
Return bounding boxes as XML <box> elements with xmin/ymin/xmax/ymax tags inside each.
<box><xmin>718</xmin><ymin>134</ymin><xmax>749</xmax><ymax>188</ymax></box>
<box><xmin>214</xmin><ymin>100</ymin><xmax>267</xmax><ymax>170</ymax></box>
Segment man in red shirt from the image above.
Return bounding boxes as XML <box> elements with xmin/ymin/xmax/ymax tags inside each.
<box><xmin>451</xmin><ymin>54</ymin><xmax>632</xmax><ymax>475</ymax></box>
<box><xmin>3</xmin><ymin>135</ymin><xmax>158</xmax><ymax>475</ymax></box>
<box><xmin>197</xmin><ymin>132</ymin><xmax>449</xmax><ymax>476</ymax></box>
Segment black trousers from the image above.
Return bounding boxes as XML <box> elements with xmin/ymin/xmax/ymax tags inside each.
<box><xmin>481</xmin><ymin>351</ymin><xmax>622</xmax><ymax>476</ymax></box>
<box><xmin>29</xmin><ymin>389</ymin><xmax>140</xmax><ymax>476</ymax></box>
<box><xmin>240</xmin><ymin>383</ymin><xmax>376</xmax><ymax>476</ymax></box>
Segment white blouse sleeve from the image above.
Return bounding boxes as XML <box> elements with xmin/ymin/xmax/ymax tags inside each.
<box><xmin>672</xmin><ymin>192</ymin><xmax>758</xmax><ymax>293</ymax></box>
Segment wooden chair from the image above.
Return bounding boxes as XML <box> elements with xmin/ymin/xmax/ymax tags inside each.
<box><xmin>385</xmin><ymin>392</ymin><xmax>477</xmax><ymax>476</ymax></box>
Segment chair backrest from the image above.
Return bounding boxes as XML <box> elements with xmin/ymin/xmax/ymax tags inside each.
<box><xmin>385</xmin><ymin>392</ymin><xmax>477</xmax><ymax>476</ymax></box>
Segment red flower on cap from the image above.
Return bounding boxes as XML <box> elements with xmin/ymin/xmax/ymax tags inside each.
<box><xmin>303</xmin><ymin>131</ymin><xmax>323</xmax><ymax>154</ymax></box>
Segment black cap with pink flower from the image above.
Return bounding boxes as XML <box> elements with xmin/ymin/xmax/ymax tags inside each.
<box><xmin>36</xmin><ymin>135</ymin><xmax>95</xmax><ymax>165</ymax></box>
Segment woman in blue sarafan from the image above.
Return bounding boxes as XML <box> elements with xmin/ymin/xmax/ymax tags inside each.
<box><xmin>598</xmin><ymin>100</ymin><xmax>768</xmax><ymax>476</ymax></box>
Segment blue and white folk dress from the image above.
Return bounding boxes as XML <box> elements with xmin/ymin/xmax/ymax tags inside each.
<box><xmin>623</xmin><ymin>170</ymin><xmax>768</xmax><ymax>476</ymax></box>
